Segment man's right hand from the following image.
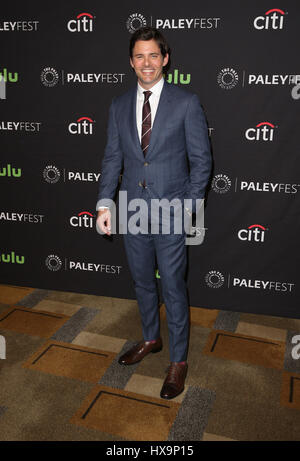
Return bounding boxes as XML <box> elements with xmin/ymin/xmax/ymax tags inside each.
<box><xmin>96</xmin><ymin>208</ymin><xmax>112</xmax><ymax>235</ymax></box>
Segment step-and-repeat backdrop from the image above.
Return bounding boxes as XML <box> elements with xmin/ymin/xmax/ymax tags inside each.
<box><xmin>1</xmin><ymin>1</ymin><xmax>299</xmax><ymax>318</ymax></box>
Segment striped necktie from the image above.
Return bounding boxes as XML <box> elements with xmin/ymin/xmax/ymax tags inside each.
<box><xmin>141</xmin><ymin>90</ymin><xmax>152</xmax><ymax>156</ymax></box>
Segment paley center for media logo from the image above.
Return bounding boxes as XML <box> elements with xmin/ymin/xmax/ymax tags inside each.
<box><xmin>211</xmin><ymin>173</ymin><xmax>300</xmax><ymax>195</ymax></box>
<box><xmin>43</xmin><ymin>165</ymin><xmax>101</xmax><ymax>184</ymax></box>
<box><xmin>45</xmin><ymin>254</ymin><xmax>122</xmax><ymax>274</ymax></box>
<box><xmin>40</xmin><ymin>67</ymin><xmax>125</xmax><ymax>86</ymax></box>
<box><xmin>126</xmin><ymin>12</ymin><xmax>220</xmax><ymax>32</ymax></box>
<box><xmin>217</xmin><ymin>67</ymin><xmax>300</xmax><ymax>89</ymax></box>
<box><xmin>67</xmin><ymin>12</ymin><xmax>95</xmax><ymax>32</ymax></box>
<box><xmin>205</xmin><ymin>270</ymin><xmax>295</xmax><ymax>293</ymax></box>
<box><xmin>211</xmin><ymin>174</ymin><xmax>232</xmax><ymax>194</ymax></box>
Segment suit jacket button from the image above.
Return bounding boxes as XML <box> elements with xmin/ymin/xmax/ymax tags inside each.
<box><xmin>144</xmin><ymin>162</ymin><xmax>149</xmax><ymax>166</ymax></box>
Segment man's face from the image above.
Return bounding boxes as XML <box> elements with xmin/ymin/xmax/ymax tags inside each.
<box><xmin>130</xmin><ymin>39</ymin><xmax>169</xmax><ymax>89</ymax></box>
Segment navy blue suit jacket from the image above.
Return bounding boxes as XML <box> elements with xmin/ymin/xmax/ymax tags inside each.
<box><xmin>97</xmin><ymin>80</ymin><xmax>212</xmax><ymax>214</ymax></box>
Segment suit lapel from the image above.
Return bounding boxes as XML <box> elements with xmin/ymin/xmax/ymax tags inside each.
<box><xmin>129</xmin><ymin>87</ymin><xmax>145</xmax><ymax>161</ymax></box>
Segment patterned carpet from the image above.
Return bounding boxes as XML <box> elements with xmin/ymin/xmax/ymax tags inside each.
<box><xmin>0</xmin><ymin>283</ymin><xmax>300</xmax><ymax>441</ymax></box>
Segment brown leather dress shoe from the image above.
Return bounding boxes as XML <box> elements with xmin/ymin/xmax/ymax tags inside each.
<box><xmin>160</xmin><ymin>362</ymin><xmax>188</xmax><ymax>399</ymax></box>
<box><xmin>118</xmin><ymin>338</ymin><xmax>163</xmax><ymax>365</ymax></box>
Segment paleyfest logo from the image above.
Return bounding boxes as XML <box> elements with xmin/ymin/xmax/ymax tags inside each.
<box><xmin>205</xmin><ymin>271</ymin><xmax>295</xmax><ymax>292</ymax></box>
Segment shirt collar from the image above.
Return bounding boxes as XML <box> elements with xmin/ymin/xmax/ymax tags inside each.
<box><xmin>137</xmin><ymin>76</ymin><xmax>165</xmax><ymax>99</ymax></box>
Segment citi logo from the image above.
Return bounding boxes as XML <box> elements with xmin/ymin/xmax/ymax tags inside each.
<box><xmin>70</xmin><ymin>211</ymin><xmax>94</xmax><ymax>228</ymax></box>
<box><xmin>0</xmin><ymin>163</ymin><xmax>21</xmax><ymax>177</ymax></box>
<box><xmin>238</xmin><ymin>224</ymin><xmax>268</xmax><ymax>242</ymax></box>
<box><xmin>245</xmin><ymin>122</ymin><xmax>276</xmax><ymax>141</ymax></box>
<box><xmin>0</xmin><ymin>68</ymin><xmax>18</xmax><ymax>82</ymax></box>
<box><xmin>67</xmin><ymin>12</ymin><xmax>94</xmax><ymax>32</ymax></box>
<box><xmin>254</xmin><ymin>8</ymin><xmax>286</xmax><ymax>30</ymax></box>
<box><xmin>68</xmin><ymin>117</ymin><xmax>94</xmax><ymax>135</ymax></box>
<box><xmin>165</xmin><ymin>69</ymin><xmax>191</xmax><ymax>85</ymax></box>
<box><xmin>0</xmin><ymin>251</ymin><xmax>25</xmax><ymax>264</ymax></box>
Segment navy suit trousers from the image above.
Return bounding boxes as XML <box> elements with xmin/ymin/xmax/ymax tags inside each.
<box><xmin>122</xmin><ymin>186</ymin><xmax>190</xmax><ymax>362</ymax></box>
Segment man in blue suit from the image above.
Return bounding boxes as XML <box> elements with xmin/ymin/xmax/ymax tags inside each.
<box><xmin>96</xmin><ymin>27</ymin><xmax>212</xmax><ymax>399</ymax></box>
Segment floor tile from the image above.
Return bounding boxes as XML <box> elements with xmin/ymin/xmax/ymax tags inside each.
<box><xmin>0</xmin><ymin>307</ymin><xmax>70</xmax><ymax>338</ymax></box>
<box><xmin>33</xmin><ymin>299</ymin><xmax>81</xmax><ymax>316</ymax></box>
<box><xmin>203</xmin><ymin>330</ymin><xmax>285</xmax><ymax>370</ymax></box>
<box><xmin>72</xmin><ymin>331</ymin><xmax>127</xmax><ymax>353</ymax></box>
<box><xmin>236</xmin><ymin>321</ymin><xmax>287</xmax><ymax>342</ymax></box>
<box><xmin>281</xmin><ymin>371</ymin><xmax>300</xmax><ymax>410</ymax></box>
<box><xmin>0</xmin><ymin>285</ymin><xmax>35</xmax><ymax>304</ymax></box>
<box><xmin>70</xmin><ymin>384</ymin><xmax>180</xmax><ymax>441</ymax></box>
<box><xmin>125</xmin><ymin>373</ymin><xmax>188</xmax><ymax>403</ymax></box>
<box><xmin>22</xmin><ymin>340</ymin><xmax>116</xmax><ymax>383</ymax></box>
<box><xmin>190</xmin><ymin>306</ymin><xmax>219</xmax><ymax>328</ymax></box>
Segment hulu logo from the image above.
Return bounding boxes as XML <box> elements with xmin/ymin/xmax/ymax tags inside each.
<box><xmin>0</xmin><ymin>164</ymin><xmax>22</xmax><ymax>177</ymax></box>
<box><xmin>165</xmin><ymin>69</ymin><xmax>191</xmax><ymax>85</ymax></box>
<box><xmin>0</xmin><ymin>68</ymin><xmax>18</xmax><ymax>83</ymax></box>
<box><xmin>0</xmin><ymin>251</ymin><xmax>25</xmax><ymax>264</ymax></box>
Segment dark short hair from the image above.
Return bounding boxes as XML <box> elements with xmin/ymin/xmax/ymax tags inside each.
<box><xmin>129</xmin><ymin>27</ymin><xmax>170</xmax><ymax>58</ymax></box>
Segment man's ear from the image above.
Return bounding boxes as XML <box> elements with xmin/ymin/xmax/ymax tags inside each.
<box><xmin>129</xmin><ymin>57</ymin><xmax>134</xmax><ymax>69</ymax></box>
<box><xmin>163</xmin><ymin>53</ymin><xmax>169</xmax><ymax>67</ymax></box>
